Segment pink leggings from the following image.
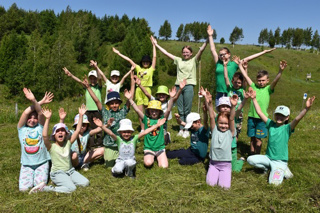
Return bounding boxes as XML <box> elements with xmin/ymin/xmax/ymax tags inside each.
<box><xmin>206</xmin><ymin>160</ymin><xmax>232</xmax><ymax>189</ymax></box>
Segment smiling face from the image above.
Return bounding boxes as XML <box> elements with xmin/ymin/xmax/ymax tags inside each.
<box><xmin>108</xmin><ymin>100</ymin><xmax>121</xmax><ymax>112</ymax></box>
<box><xmin>54</xmin><ymin>128</ymin><xmax>67</xmax><ymax>143</ymax></box>
<box><xmin>89</xmin><ymin>76</ymin><xmax>98</xmax><ymax>86</ymax></box>
<box><xmin>110</xmin><ymin>75</ymin><xmax>120</xmax><ymax>84</ymax></box>
<box><xmin>119</xmin><ymin>130</ymin><xmax>133</xmax><ymax>140</ymax></box>
<box><xmin>148</xmin><ymin>109</ymin><xmax>161</xmax><ymax>119</ymax></box>
<box><xmin>232</xmin><ymin>78</ymin><xmax>242</xmax><ymax>90</ymax></box>
<box><xmin>156</xmin><ymin>93</ymin><xmax>168</xmax><ymax>103</ymax></box>
<box><xmin>274</xmin><ymin>113</ymin><xmax>289</xmax><ymax>125</ymax></box>
<box><xmin>219</xmin><ymin>49</ymin><xmax>230</xmax><ymax>61</ymax></box>
<box><xmin>182</xmin><ymin>47</ymin><xmax>193</xmax><ymax>60</ymax></box>
<box><xmin>218</xmin><ymin>105</ymin><xmax>231</xmax><ymax>113</ymax></box>
<box><xmin>256</xmin><ymin>75</ymin><xmax>269</xmax><ymax>88</ymax></box>
<box><xmin>27</xmin><ymin>112</ymin><xmax>38</xmax><ymax>127</ymax></box>
<box><xmin>217</xmin><ymin>116</ymin><xmax>229</xmax><ymax>132</ymax></box>
<box><xmin>142</xmin><ymin>61</ymin><xmax>151</xmax><ymax>68</ymax></box>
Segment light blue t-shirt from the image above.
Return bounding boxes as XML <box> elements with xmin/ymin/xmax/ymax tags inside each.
<box><xmin>70</xmin><ymin>130</ymin><xmax>90</xmax><ymax>155</ymax></box>
<box><xmin>209</xmin><ymin>125</ymin><xmax>235</xmax><ymax>161</ymax></box>
<box><xmin>18</xmin><ymin>124</ymin><xmax>50</xmax><ymax>165</ymax></box>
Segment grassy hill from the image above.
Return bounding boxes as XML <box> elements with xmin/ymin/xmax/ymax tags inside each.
<box><xmin>0</xmin><ymin>42</ymin><xmax>320</xmax><ymax>212</ymax></box>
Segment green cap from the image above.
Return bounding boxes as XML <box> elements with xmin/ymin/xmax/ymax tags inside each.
<box><xmin>155</xmin><ymin>85</ymin><xmax>169</xmax><ymax>96</ymax></box>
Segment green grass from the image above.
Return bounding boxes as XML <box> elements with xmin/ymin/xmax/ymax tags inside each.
<box><xmin>1</xmin><ymin>42</ymin><xmax>320</xmax><ymax>212</ymax></box>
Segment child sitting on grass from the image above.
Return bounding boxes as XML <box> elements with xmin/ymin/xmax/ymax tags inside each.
<box><xmin>29</xmin><ymin>105</ymin><xmax>89</xmax><ymax>194</ymax></box>
<box><xmin>94</xmin><ymin>117</ymin><xmax>166</xmax><ymax>178</ymax></box>
<box><xmin>247</xmin><ymin>89</ymin><xmax>315</xmax><ymax>185</ymax></box>
<box><xmin>18</xmin><ymin>88</ymin><xmax>53</xmax><ymax>192</ymax></box>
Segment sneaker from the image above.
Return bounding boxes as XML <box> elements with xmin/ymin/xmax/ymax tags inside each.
<box><xmin>182</xmin><ymin>130</ymin><xmax>190</xmax><ymax>138</ymax></box>
<box><xmin>81</xmin><ymin>163</ymin><xmax>90</xmax><ymax>171</ymax></box>
<box><xmin>177</xmin><ymin>130</ymin><xmax>184</xmax><ymax>137</ymax></box>
<box><xmin>165</xmin><ymin>132</ymin><xmax>171</xmax><ymax>145</ymax></box>
<box><xmin>284</xmin><ymin>167</ymin><xmax>294</xmax><ymax>179</ymax></box>
<box><xmin>240</xmin><ymin>157</ymin><xmax>246</xmax><ymax>161</ymax></box>
<box><xmin>29</xmin><ymin>182</ymin><xmax>46</xmax><ymax>194</ymax></box>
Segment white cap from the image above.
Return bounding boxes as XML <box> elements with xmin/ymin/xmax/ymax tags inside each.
<box><xmin>117</xmin><ymin>119</ymin><xmax>134</xmax><ymax>132</ymax></box>
<box><xmin>110</xmin><ymin>70</ymin><xmax>120</xmax><ymax>77</ymax></box>
<box><xmin>274</xmin><ymin>105</ymin><xmax>290</xmax><ymax>116</ymax></box>
<box><xmin>88</xmin><ymin>70</ymin><xmax>97</xmax><ymax>78</ymax></box>
<box><xmin>184</xmin><ymin>112</ymin><xmax>201</xmax><ymax>129</ymax></box>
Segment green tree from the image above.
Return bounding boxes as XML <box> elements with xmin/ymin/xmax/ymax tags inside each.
<box><xmin>258</xmin><ymin>28</ymin><xmax>268</xmax><ymax>45</ymax></box>
<box><xmin>220</xmin><ymin>37</ymin><xmax>225</xmax><ymax>44</ymax></box>
<box><xmin>292</xmin><ymin>28</ymin><xmax>304</xmax><ymax>49</ymax></box>
<box><xmin>268</xmin><ymin>30</ymin><xmax>275</xmax><ymax>48</ymax></box>
<box><xmin>274</xmin><ymin>27</ymin><xmax>281</xmax><ymax>46</ymax></box>
<box><xmin>159</xmin><ymin>20</ymin><xmax>172</xmax><ymax>40</ymax></box>
<box><xmin>311</xmin><ymin>30</ymin><xmax>320</xmax><ymax>50</ymax></box>
<box><xmin>229</xmin><ymin>26</ymin><xmax>243</xmax><ymax>47</ymax></box>
<box><xmin>303</xmin><ymin>27</ymin><xmax>312</xmax><ymax>47</ymax></box>
<box><xmin>176</xmin><ymin>24</ymin><xmax>184</xmax><ymax>41</ymax></box>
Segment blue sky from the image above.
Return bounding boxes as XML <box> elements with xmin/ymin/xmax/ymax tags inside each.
<box><xmin>2</xmin><ymin>0</ymin><xmax>320</xmax><ymax>44</ymax></box>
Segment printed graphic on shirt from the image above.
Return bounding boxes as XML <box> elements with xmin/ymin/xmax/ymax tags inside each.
<box><xmin>119</xmin><ymin>143</ymin><xmax>135</xmax><ymax>159</ymax></box>
<box><xmin>24</xmin><ymin>130</ymin><xmax>41</xmax><ymax>154</ymax></box>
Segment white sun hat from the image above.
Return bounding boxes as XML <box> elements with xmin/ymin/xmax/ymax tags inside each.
<box><xmin>117</xmin><ymin>119</ymin><xmax>134</xmax><ymax>132</ymax></box>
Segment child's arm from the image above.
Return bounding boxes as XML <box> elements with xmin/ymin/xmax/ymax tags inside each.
<box><xmin>223</xmin><ymin>59</ymin><xmax>231</xmax><ymax>87</ymax></box>
<box><xmin>150</xmin><ymin>36</ymin><xmax>157</xmax><ymax>69</ymax></box>
<box><xmin>195</xmin><ymin>40</ymin><xmax>208</xmax><ymax>61</ymax></box>
<box><xmin>119</xmin><ymin>65</ymin><xmax>135</xmax><ymax>87</ymax></box>
<box><xmin>249</xmin><ymin>89</ymin><xmax>268</xmax><ymax>123</ymax></box>
<box><xmin>163</xmin><ymin>80</ymin><xmax>186</xmax><ymax>119</ymax></box>
<box><xmin>229</xmin><ymin>95</ymin><xmax>238</xmax><ymax>136</ymax></box>
<box><xmin>59</xmin><ymin>108</ymin><xmax>67</xmax><ymax>123</ymax></box>
<box><xmin>24</xmin><ymin>88</ymin><xmax>45</xmax><ymax>125</ymax></box>
<box><xmin>138</xmin><ymin>118</ymin><xmax>167</xmax><ymax>139</ymax></box>
<box><xmin>170</xmin><ymin>79</ymin><xmax>186</xmax><ymax>103</ymax></box>
<box><xmin>201</xmin><ymin>87</ymin><xmax>216</xmax><ymax>131</ymax></box>
<box><xmin>125</xmin><ymin>89</ymin><xmax>144</xmax><ymax>120</ymax></box>
<box><xmin>151</xmin><ymin>36</ymin><xmax>177</xmax><ymax>60</ymax></box>
<box><xmin>290</xmin><ymin>96</ymin><xmax>315</xmax><ymax>130</ymax></box>
<box><xmin>134</xmin><ymin>75</ymin><xmax>152</xmax><ymax>100</ymax></box>
<box><xmin>175</xmin><ymin>113</ymin><xmax>186</xmax><ymax>127</ymax></box>
<box><xmin>41</xmin><ymin>108</ymin><xmax>52</xmax><ymax>151</ymax></box>
<box><xmin>93</xmin><ymin>117</ymin><xmax>117</xmax><ymax>141</ymax></box>
<box><xmin>270</xmin><ymin>60</ymin><xmax>287</xmax><ymax>91</ymax></box>
<box><xmin>207</xmin><ymin>25</ymin><xmax>219</xmax><ymax>63</ymax></box>
<box><xmin>70</xmin><ymin>105</ymin><xmax>87</xmax><ymax>144</ymax></box>
<box><xmin>242</xmin><ymin>48</ymin><xmax>276</xmax><ymax>62</ymax></box>
<box><xmin>239</xmin><ymin>60</ymin><xmax>253</xmax><ymax>86</ymax></box>
<box><xmin>82</xmin><ymin>77</ymin><xmax>102</xmax><ymax>111</ymax></box>
<box><xmin>62</xmin><ymin>67</ymin><xmax>83</xmax><ymax>84</ymax></box>
<box><xmin>112</xmin><ymin>47</ymin><xmax>136</xmax><ymax>67</ymax></box>
<box><xmin>38</xmin><ymin>91</ymin><xmax>54</xmax><ymax>106</ymax></box>
<box><xmin>89</xmin><ymin>127</ymin><xmax>102</xmax><ymax>136</ymax></box>
<box><xmin>90</xmin><ymin>60</ymin><xmax>107</xmax><ymax>83</ymax></box>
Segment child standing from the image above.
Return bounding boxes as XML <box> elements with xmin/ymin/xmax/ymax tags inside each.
<box><xmin>206</xmin><ymin>95</ymin><xmax>238</xmax><ymax>189</ymax></box>
<box><xmin>29</xmin><ymin>105</ymin><xmax>89</xmax><ymax>193</ymax></box>
<box><xmin>239</xmin><ymin>60</ymin><xmax>287</xmax><ymax>154</ymax></box>
<box><xmin>247</xmin><ymin>90</ymin><xmax>315</xmax><ymax>185</ymax></box>
<box><xmin>18</xmin><ymin>88</ymin><xmax>53</xmax><ymax>192</ymax></box>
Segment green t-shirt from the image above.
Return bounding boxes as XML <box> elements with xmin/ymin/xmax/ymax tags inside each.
<box><xmin>174</xmin><ymin>57</ymin><xmax>198</xmax><ymax>85</ymax></box>
<box><xmin>85</xmin><ymin>84</ymin><xmax>102</xmax><ymax>111</ymax></box>
<box><xmin>248</xmin><ymin>83</ymin><xmax>274</xmax><ymax>118</ymax></box>
<box><xmin>143</xmin><ymin>115</ymin><xmax>164</xmax><ymax>151</ymax></box>
<box><xmin>116</xmin><ymin>135</ymin><xmax>139</xmax><ymax>160</ymax></box>
<box><xmin>49</xmin><ymin>140</ymin><xmax>72</xmax><ymax>172</ymax></box>
<box><xmin>135</xmin><ymin>65</ymin><xmax>155</xmax><ymax>87</ymax></box>
<box><xmin>215</xmin><ymin>60</ymin><xmax>239</xmax><ymax>93</ymax></box>
<box><xmin>266</xmin><ymin>119</ymin><xmax>294</xmax><ymax>161</ymax></box>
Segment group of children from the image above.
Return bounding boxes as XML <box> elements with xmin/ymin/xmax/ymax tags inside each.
<box><xmin>18</xmin><ymin>26</ymin><xmax>316</xmax><ymax>194</ymax></box>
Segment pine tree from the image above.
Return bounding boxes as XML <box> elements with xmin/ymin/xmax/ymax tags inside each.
<box><xmin>159</xmin><ymin>20</ymin><xmax>172</xmax><ymax>40</ymax></box>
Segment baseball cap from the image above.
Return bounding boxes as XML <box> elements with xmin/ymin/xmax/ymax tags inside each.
<box><xmin>88</xmin><ymin>70</ymin><xmax>97</xmax><ymax>78</ymax></box>
<box><xmin>274</xmin><ymin>105</ymin><xmax>290</xmax><ymax>116</ymax></box>
<box><xmin>184</xmin><ymin>112</ymin><xmax>201</xmax><ymax>129</ymax></box>
<box><xmin>110</xmin><ymin>70</ymin><xmax>120</xmax><ymax>77</ymax></box>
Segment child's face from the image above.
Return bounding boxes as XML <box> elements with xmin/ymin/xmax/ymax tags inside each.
<box><xmin>274</xmin><ymin>113</ymin><xmax>289</xmax><ymax>125</ymax></box>
<box><xmin>191</xmin><ymin>120</ymin><xmax>201</xmax><ymax>131</ymax></box>
<box><xmin>89</xmin><ymin>76</ymin><xmax>98</xmax><ymax>86</ymax></box>
<box><xmin>120</xmin><ymin>130</ymin><xmax>133</xmax><ymax>140</ymax></box>
<box><xmin>217</xmin><ymin>116</ymin><xmax>229</xmax><ymax>132</ymax></box>
<box><xmin>218</xmin><ymin>105</ymin><xmax>231</xmax><ymax>113</ymax></box>
<box><xmin>219</xmin><ymin>50</ymin><xmax>230</xmax><ymax>61</ymax></box>
<box><xmin>142</xmin><ymin>61</ymin><xmax>151</xmax><ymax>68</ymax></box>
<box><xmin>149</xmin><ymin>109</ymin><xmax>161</xmax><ymax>119</ymax></box>
<box><xmin>54</xmin><ymin>128</ymin><xmax>67</xmax><ymax>143</ymax></box>
<box><xmin>27</xmin><ymin>113</ymin><xmax>38</xmax><ymax>127</ymax></box>
<box><xmin>108</xmin><ymin>100</ymin><xmax>121</xmax><ymax>112</ymax></box>
<box><xmin>80</xmin><ymin>123</ymin><xmax>88</xmax><ymax>134</ymax></box>
<box><xmin>110</xmin><ymin>75</ymin><xmax>120</xmax><ymax>84</ymax></box>
<box><xmin>182</xmin><ymin>48</ymin><xmax>192</xmax><ymax>60</ymax></box>
<box><xmin>256</xmin><ymin>75</ymin><xmax>269</xmax><ymax>88</ymax></box>
<box><xmin>156</xmin><ymin>93</ymin><xmax>168</xmax><ymax>103</ymax></box>
<box><xmin>232</xmin><ymin>78</ymin><xmax>242</xmax><ymax>89</ymax></box>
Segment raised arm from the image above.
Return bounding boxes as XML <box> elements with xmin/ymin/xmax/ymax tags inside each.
<box><xmin>70</xmin><ymin>105</ymin><xmax>86</xmax><ymax>144</ymax></box>
<box><xmin>151</xmin><ymin>36</ymin><xmax>177</xmax><ymax>60</ymax></box>
<box><xmin>170</xmin><ymin>79</ymin><xmax>186</xmax><ymax>102</ymax></box>
<box><xmin>59</xmin><ymin>108</ymin><xmax>67</xmax><ymax>123</ymax></box>
<box><xmin>82</xmin><ymin>77</ymin><xmax>102</xmax><ymax>111</ymax></box>
<box><xmin>223</xmin><ymin>59</ymin><xmax>231</xmax><ymax>87</ymax></box>
<box><xmin>62</xmin><ymin>67</ymin><xmax>83</xmax><ymax>84</ymax></box>
<box><xmin>93</xmin><ymin>117</ymin><xmax>117</xmax><ymax>141</ymax></box>
<box><xmin>41</xmin><ymin>108</ymin><xmax>52</xmax><ymax>151</ymax></box>
<box><xmin>125</xmin><ymin>89</ymin><xmax>144</xmax><ymax>119</ymax></box>
<box><xmin>134</xmin><ymin>75</ymin><xmax>151</xmax><ymax>100</ymax></box>
<box><xmin>201</xmin><ymin>87</ymin><xmax>215</xmax><ymax>131</ymax></box>
<box><xmin>235</xmin><ymin>91</ymin><xmax>249</xmax><ymax>118</ymax></box>
<box><xmin>249</xmin><ymin>89</ymin><xmax>268</xmax><ymax>123</ymax></box>
<box><xmin>270</xmin><ymin>60</ymin><xmax>287</xmax><ymax>91</ymax></box>
<box><xmin>112</xmin><ymin>47</ymin><xmax>136</xmax><ymax>67</ymax></box>
<box><xmin>229</xmin><ymin>95</ymin><xmax>238</xmax><ymax>136</ymax></box>
<box><xmin>150</xmin><ymin>36</ymin><xmax>157</xmax><ymax>69</ymax></box>
<box><xmin>242</xmin><ymin>48</ymin><xmax>276</xmax><ymax>62</ymax></box>
<box><xmin>120</xmin><ymin>65</ymin><xmax>135</xmax><ymax>86</ymax></box>
<box><xmin>239</xmin><ymin>60</ymin><xmax>253</xmax><ymax>86</ymax></box>
<box><xmin>195</xmin><ymin>40</ymin><xmax>208</xmax><ymax>61</ymax></box>
<box><xmin>138</xmin><ymin>118</ymin><xmax>166</xmax><ymax>138</ymax></box>
<box><xmin>207</xmin><ymin>25</ymin><xmax>219</xmax><ymax>63</ymax></box>
<box><xmin>290</xmin><ymin>96</ymin><xmax>315</xmax><ymax>130</ymax></box>
<box><xmin>38</xmin><ymin>91</ymin><xmax>54</xmax><ymax>106</ymax></box>
<box><xmin>90</xmin><ymin>60</ymin><xmax>107</xmax><ymax>83</ymax></box>
<box><xmin>25</xmin><ymin>88</ymin><xmax>45</xmax><ymax>125</ymax></box>
<box><xmin>175</xmin><ymin>113</ymin><xmax>186</xmax><ymax>127</ymax></box>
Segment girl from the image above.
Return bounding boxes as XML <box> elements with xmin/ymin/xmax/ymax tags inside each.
<box><xmin>93</xmin><ymin>117</ymin><xmax>166</xmax><ymax>178</ymax></box>
<box><xmin>29</xmin><ymin>105</ymin><xmax>89</xmax><ymax>193</ymax></box>
<box><xmin>206</xmin><ymin>95</ymin><xmax>238</xmax><ymax>189</ymax></box>
<box><xmin>113</xmin><ymin>36</ymin><xmax>156</xmax><ymax>132</ymax></box>
<box><xmin>247</xmin><ymin>89</ymin><xmax>316</xmax><ymax>185</ymax></box>
<box><xmin>18</xmin><ymin>88</ymin><xmax>53</xmax><ymax>192</ymax></box>
<box><xmin>151</xmin><ymin>35</ymin><xmax>207</xmax><ymax>138</ymax></box>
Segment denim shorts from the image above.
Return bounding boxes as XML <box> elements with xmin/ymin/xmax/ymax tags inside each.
<box><xmin>247</xmin><ymin>117</ymin><xmax>268</xmax><ymax>138</ymax></box>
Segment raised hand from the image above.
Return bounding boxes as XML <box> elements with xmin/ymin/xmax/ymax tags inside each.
<box><xmin>202</xmin><ymin>102</ymin><xmax>207</xmax><ymax>112</ymax></box>
<box><xmin>90</xmin><ymin>60</ymin><xmax>98</xmax><ymax>68</ymax></box>
<box><xmin>82</xmin><ymin>77</ymin><xmax>89</xmax><ymax>88</ymax></box>
<box><xmin>232</xmin><ymin>55</ymin><xmax>240</xmax><ymax>65</ymax></box>
<box><xmin>205</xmin><ymin>90</ymin><xmax>213</xmax><ymax>104</ymax></box>
<box><xmin>62</xmin><ymin>67</ymin><xmax>72</xmax><ymax>76</ymax></box>
<box><xmin>134</xmin><ymin>75</ymin><xmax>141</xmax><ymax>85</ymax></box>
<box><xmin>157</xmin><ymin>118</ymin><xmax>167</xmax><ymax>127</ymax></box>
<box><xmin>78</xmin><ymin>104</ymin><xmax>87</xmax><ymax>116</ymax></box>
<box><xmin>280</xmin><ymin>60</ymin><xmax>287</xmax><ymax>71</ymax></box>
<box><xmin>93</xmin><ymin>117</ymin><xmax>103</xmax><ymax>127</ymax></box>
<box><xmin>42</xmin><ymin>107</ymin><xmax>52</xmax><ymax>119</ymax></box>
<box><xmin>244</xmin><ymin>91</ymin><xmax>250</xmax><ymax>99</ymax></box>
<box><xmin>207</xmin><ymin>25</ymin><xmax>214</xmax><ymax>36</ymax></box>
<box><xmin>40</xmin><ymin>92</ymin><xmax>54</xmax><ymax>105</ymax></box>
<box><xmin>179</xmin><ymin>79</ymin><xmax>186</xmax><ymax>89</ymax></box>
<box><xmin>112</xmin><ymin>47</ymin><xmax>120</xmax><ymax>54</ymax></box>
<box><xmin>59</xmin><ymin>108</ymin><xmax>67</xmax><ymax>120</ymax></box>
<box><xmin>230</xmin><ymin>94</ymin><xmax>239</xmax><ymax>107</ymax></box>
<box><xmin>124</xmin><ymin>89</ymin><xmax>132</xmax><ymax>100</ymax></box>
<box><xmin>199</xmin><ymin>86</ymin><xmax>206</xmax><ymax>97</ymax></box>
<box><xmin>174</xmin><ymin>113</ymin><xmax>180</xmax><ymax>120</ymax></box>
<box><xmin>306</xmin><ymin>96</ymin><xmax>316</xmax><ymax>109</ymax></box>
<box><xmin>107</xmin><ymin>117</ymin><xmax>115</xmax><ymax>127</ymax></box>
<box><xmin>23</xmin><ymin>88</ymin><xmax>36</xmax><ymax>102</ymax></box>
<box><xmin>242</xmin><ymin>60</ymin><xmax>248</xmax><ymax>70</ymax></box>
<box><xmin>248</xmin><ymin>87</ymin><xmax>256</xmax><ymax>99</ymax></box>
<box><xmin>130</xmin><ymin>64</ymin><xmax>136</xmax><ymax>71</ymax></box>
<box><xmin>169</xmin><ymin>86</ymin><xmax>177</xmax><ymax>98</ymax></box>
<box><xmin>150</xmin><ymin>36</ymin><xmax>157</xmax><ymax>45</ymax></box>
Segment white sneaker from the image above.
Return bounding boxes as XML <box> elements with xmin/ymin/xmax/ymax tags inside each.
<box><xmin>177</xmin><ymin>130</ymin><xmax>184</xmax><ymax>137</ymax></box>
<box><xmin>182</xmin><ymin>130</ymin><xmax>190</xmax><ymax>138</ymax></box>
<box><xmin>29</xmin><ymin>182</ymin><xmax>46</xmax><ymax>194</ymax></box>
<box><xmin>81</xmin><ymin>163</ymin><xmax>90</xmax><ymax>172</ymax></box>
<box><xmin>284</xmin><ymin>167</ymin><xmax>294</xmax><ymax>179</ymax></box>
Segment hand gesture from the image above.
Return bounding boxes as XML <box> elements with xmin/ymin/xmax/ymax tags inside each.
<box><xmin>232</xmin><ymin>55</ymin><xmax>240</xmax><ymax>65</ymax></box>
<box><xmin>107</xmin><ymin>117</ymin><xmax>115</xmax><ymax>127</ymax></box>
<box><xmin>134</xmin><ymin>75</ymin><xmax>141</xmax><ymax>85</ymax></box>
<box><xmin>306</xmin><ymin>96</ymin><xmax>316</xmax><ymax>109</ymax></box>
<box><xmin>207</xmin><ymin>25</ymin><xmax>214</xmax><ymax>36</ymax></box>
<box><xmin>179</xmin><ymin>79</ymin><xmax>186</xmax><ymax>89</ymax></box>
<box><xmin>93</xmin><ymin>117</ymin><xmax>103</xmax><ymax>127</ymax></box>
<box><xmin>112</xmin><ymin>47</ymin><xmax>119</xmax><ymax>54</ymax></box>
<box><xmin>82</xmin><ymin>76</ymin><xmax>90</xmax><ymax>88</ymax></box>
<box><xmin>230</xmin><ymin>94</ymin><xmax>239</xmax><ymax>107</ymax></box>
<box><xmin>40</xmin><ymin>92</ymin><xmax>54</xmax><ymax>105</ymax></box>
<box><xmin>90</xmin><ymin>60</ymin><xmax>98</xmax><ymax>68</ymax></box>
<box><xmin>124</xmin><ymin>89</ymin><xmax>132</xmax><ymax>100</ymax></box>
<box><xmin>264</xmin><ymin>48</ymin><xmax>276</xmax><ymax>53</ymax></box>
<box><xmin>199</xmin><ymin>86</ymin><xmax>206</xmax><ymax>97</ymax></box>
<box><xmin>150</xmin><ymin>36</ymin><xmax>157</xmax><ymax>45</ymax></box>
<box><xmin>130</xmin><ymin>64</ymin><xmax>136</xmax><ymax>71</ymax></box>
<box><xmin>169</xmin><ymin>86</ymin><xmax>177</xmax><ymax>98</ymax></box>
<box><xmin>23</xmin><ymin>88</ymin><xmax>36</xmax><ymax>102</ymax></box>
<box><xmin>174</xmin><ymin>113</ymin><xmax>180</xmax><ymax>120</ymax></box>
<box><xmin>59</xmin><ymin>108</ymin><xmax>67</xmax><ymax>121</ymax></box>
<box><xmin>205</xmin><ymin>90</ymin><xmax>213</xmax><ymax>104</ymax></box>
<box><xmin>41</xmin><ymin>107</ymin><xmax>52</xmax><ymax>119</ymax></box>
<box><xmin>248</xmin><ymin>87</ymin><xmax>256</xmax><ymax>99</ymax></box>
<box><xmin>78</xmin><ymin>104</ymin><xmax>87</xmax><ymax>116</ymax></box>
<box><xmin>62</xmin><ymin>67</ymin><xmax>72</xmax><ymax>77</ymax></box>
<box><xmin>280</xmin><ymin>60</ymin><xmax>287</xmax><ymax>71</ymax></box>
<box><xmin>244</xmin><ymin>91</ymin><xmax>250</xmax><ymax>99</ymax></box>
<box><xmin>157</xmin><ymin>118</ymin><xmax>167</xmax><ymax>127</ymax></box>
<box><xmin>242</xmin><ymin>60</ymin><xmax>248</xmax><ymax>70</ymax></box>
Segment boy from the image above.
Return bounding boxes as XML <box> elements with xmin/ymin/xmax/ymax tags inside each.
<box><xmin>62</xmin><ymin>66</ymin><xmax>103</xmax><ymax>149</ymax></box>
<box><xmin>239</xmin><ymin>60</ymin><xmax>287</xmax><ymax>154</ymax></box>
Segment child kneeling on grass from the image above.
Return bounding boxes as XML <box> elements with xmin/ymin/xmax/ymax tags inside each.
<box><xmin>29</xmin><ymin>105</ymin><xmax>89</xmax><ymax>194</ymax></box>
<box><xmin>94</xmin><ymin>117</ymin><xmax>166</xmax><ymax>178</ymax></box>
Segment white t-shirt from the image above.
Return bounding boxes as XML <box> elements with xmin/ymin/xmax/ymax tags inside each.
<box><xmin>104</xmin><ymin>80</ymin><xmax>122</xmax><ymax>104</ymax></box>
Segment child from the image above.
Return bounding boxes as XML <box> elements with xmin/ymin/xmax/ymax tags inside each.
<box><xmin>113</xmin><ymin>36</ymin><xmax>157</xmax><ymax>132</ymax></box>
<box><xmin>93</xmin><ymin>117</ymin><xmax>166</xmax><ymax>178</ymax></box>
<box><xmin>206</xmin><ymin>95</ymin><xmax>238</xmax><ymax>189</ymax></box>
<box><xmin>239</xmin><ymin>60</ymin><xmax>287</xmax><ymax>154</ymax></box>
<box><xmin>89</xmin><ymin>60</ymin><xmax>134</xmax><ymax>104</ymax></box>
<box><xmin>17</xmin><ymin>88</ymin><xmax>53</xmax><ymax>192</ymax></box>
<box><xmin>167</xmin><ymin>89</ymin><xmax>214</xmax><ymax>165</ymax></box>
<box><xmin>207</xmin><ymin>24</ymin><xmax>276</xmax><ymax>104</ymax></box>
<box><xmin>82</xmin><ymin>73</ymin><xmax>135</xmax><ymax>168</ymax></box>
<box><xmin>63</xmin><ymin>66</ymin><xmax>103</xmax><ymax>149</ymax></box>
<box><xmin>29</xmin><ymin>105</ymin><xmax>89</xmax><ymax>193</ymax></box>
<box><xmin>247</xmin><ymin>90</ymin><xmax>315</xmax><ymax>185</ymax></box>
<box><xmin>151</xmin><ymin>35</ymin><xmax>207</xmax><ymax>138</ymax></box>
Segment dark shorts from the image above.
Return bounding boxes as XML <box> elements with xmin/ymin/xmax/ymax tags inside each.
<box><xmin>247</xmin><ymin>117</ymin><xmax>268</xmax><ymax>138</ymax></box>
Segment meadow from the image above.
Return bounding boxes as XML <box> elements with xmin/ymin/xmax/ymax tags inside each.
<box><xmin>0</xmin><ymin>41</ymin><xmax>320</xmax><ymax>212</ymax></box>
